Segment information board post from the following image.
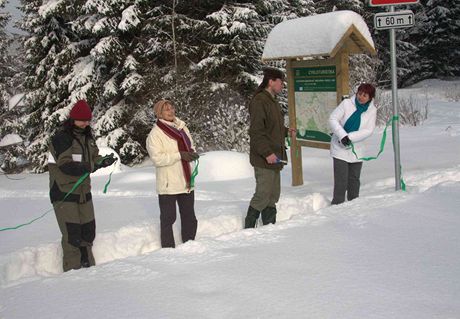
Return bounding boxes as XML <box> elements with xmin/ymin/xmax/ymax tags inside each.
<box><xmin>287</xmin><ymin>59</ymin><xmax>304</xmax><ymax>186</ymax></box>
<box><xmin>389</xmin><ymin>5</ymin><xmax>402</xmax><ymax>190</ymax></box>
<box><xmin>288</xmin><ymin>56</ymin><xmax>350</xmax><ymax>186</ymax></box>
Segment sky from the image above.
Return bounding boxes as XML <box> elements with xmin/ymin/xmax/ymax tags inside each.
<box><xmin>1</xmin><ymin>79</ymin><xmax>459</xmax><ymax>318</ymax></box>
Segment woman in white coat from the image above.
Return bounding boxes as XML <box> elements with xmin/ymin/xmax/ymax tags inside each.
<box><xmin>146</xmin><ymin>100</ymin><xmax>199</xmax><ymax>248</ymax></box>
<box><xmin>329</xmin><ymin>83</ymin><xmax>377</xmax><ymax>205</ymax></box>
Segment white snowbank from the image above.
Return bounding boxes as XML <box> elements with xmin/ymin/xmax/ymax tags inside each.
<box><xmin>196</xmin><ymin>151</ymin><xmax>253</xmax><ymax>182</ymax></box>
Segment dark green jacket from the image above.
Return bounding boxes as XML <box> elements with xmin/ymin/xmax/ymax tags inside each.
<box><xmin>249</xmin><ymin>89</ymin><xmax>288</xmax><ymax>170</ymax></box>
<box><xmin>48</xmin><ymin>125</ymin><xmax>102</xmax><ymax>203</ymax></box>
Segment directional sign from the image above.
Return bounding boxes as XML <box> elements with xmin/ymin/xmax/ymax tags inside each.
<box><xmin>374</xmin><ymin>10</ymin><xmax>414</xmax><ymax>30</ymax></box>
<box><xmin>370</xmin><ymin>0</ymin><xmax>419</xmax><ymax>6</ymax></box>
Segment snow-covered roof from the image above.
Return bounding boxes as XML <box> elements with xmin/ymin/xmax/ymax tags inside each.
<box><xmin>262</xmin><ymin>11</ymin><xmax>376</xmax><ymax>61</ymax></box>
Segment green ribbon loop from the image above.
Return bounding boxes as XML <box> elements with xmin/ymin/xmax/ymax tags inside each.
<box><xmin>190</xmin><ymin>159</ymin><xmax>199</xmax><ymax>188</ymax></box>
<box><xmin>350</xmin><ymin>117</ymin><xmax>393</xmax><ymax>161</ymax></box>
<box><xmin>0</xmin><ymin>208</ymin><xmax>54</xmax><ymax>231</ymax></box>
<box><xmin>350</xmin><ymin>116</ymin><xmax>406</xmax><ymax>191</ymax></box>
<box><xmin>0</xmin><ymin>173</ymin><xmax>89</xmax><ymax>232</ymax></box>
<box><xmin>0</xmin><ymin>169</ymin><xmax>116</xmax><ymax>232</ymax></box>
<box><xmin>103</xmin><ymin>171</ymin><xmax>114</xmax><ymax>194</ymax></box>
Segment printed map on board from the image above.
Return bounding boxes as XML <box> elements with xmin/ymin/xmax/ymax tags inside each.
<box><xmin>295</xmin><ymin>91</ymin><xmax>336</xmax><ymax>142</ymax></box>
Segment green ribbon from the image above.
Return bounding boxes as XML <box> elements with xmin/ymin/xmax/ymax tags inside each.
<box><xmin>286</xmin><ymin>135</ymin><xmax>300</xmax><ymax>158</ymax></box>
<box><xmin>97</xmin><ymin>154</ymin><xmax>117</xmax><ymax>194</ymax></box>
<box><xmin>350</xmin><ymin>116</ymin><xmax>394</xmax><ymax>161</ymax></box>
<box><xmin>103</xmin><ymin>171</ymin><xmax>114</xmax><ymax>193</ymax></box>
<box><xmin>0</xmin><ymin>155</ymin><xmax>117</xmax><ymax>232</ymax></box>
<box><xmin>400</xmin><ymin>165</ymin><xmax>406</xmax><ymax>191</ymax></box>
<box><xmin>0</xmin><ymin>173</ymin><xmax>89</xmax><ymax>232</ymax></box>
<box><xmin>190</xmin><ymin>159</ymin><xmax>199</xmax><ymax>188</ymax></box>
<box><xmin>350</xmin><ymin>115</ymin><xmax>406</xmax><ymax>191</ymax></box>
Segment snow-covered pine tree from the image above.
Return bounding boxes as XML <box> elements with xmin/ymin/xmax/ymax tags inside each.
<box><xmin>0</xmin><ymin>1</ymin><xmax>30</xmax><ymax>172</ymax></box>
<box><xmin>420</xmin><ymin>0</ymin><xmax>460</xmax><ymax>78</ymax></box>
<box><xmin>402</xmin><ymin>0</ymin><xmax>460</xmax><ymax>84</ymax></box>
<box><xmin>19</xmin><ymin>0</ymin><xmax>89</xmax><ymax>171</ymax></box>
<box><xmin>203</xmin><ymin>3</ymin><xmax>269</xmax><ymax>95</ymax></box>
<box><xmin>313</xmin><ymin>0</ymin><xmax>363</xmax><ymax>14</ymax></box>
<box><xmin>0</xmin><ymin>0</ymin><xmax>10</xmax><ymax>114</ymax></box>
<box><xmin>80</xmin><ymin>0</ymin><xmax>146</xmax><ymax>164</ymax></box>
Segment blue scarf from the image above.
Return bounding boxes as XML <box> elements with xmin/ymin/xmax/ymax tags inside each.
<box><xmin>343</xmin><ymin>97</ymin><xmax>370</xmax><ymax>133</ymax></box>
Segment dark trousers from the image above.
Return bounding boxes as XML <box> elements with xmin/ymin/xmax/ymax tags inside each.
<box><xmin>53</xmin><ymin>200</ymin><xmax>96</xmax><ymax>272</ymax></box>
<box><xmin>249</xmin><ymin>166</ymin><xmax>280</xmax><ymax>212</ymax></box>
<box><xmin>158</xmin><ymin>191</ymin><xmax>197</xmax><ymax>248</ymax></box>
<box><xmin>331</xmin><ymin>157</ymin><xmax>363</xmax><ymax>205</ymax></box>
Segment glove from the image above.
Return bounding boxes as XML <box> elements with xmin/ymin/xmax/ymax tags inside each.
<box><xmin>180</xmin><ymin>151</ymin><xmax>199</xmax><ymax>162</ymax></box>
<box><xmin>100</xmin><ymin>153</ymin><xmax>116</xmax><ymax>167</ymax></box>
<box><xmin>341</xmin><ymin>136</ymin><xmax>351</xmax><ymax>147</ymax></box>
<box><xmin>81</xmin><ymin>162</ymin><xmax>92</xmax><ymax>173</ymax></box>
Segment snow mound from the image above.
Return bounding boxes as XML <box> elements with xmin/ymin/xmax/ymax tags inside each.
<box><xmin>197</xmin><ymin>151</ymin><xmax>253</xmax><ymax>182</ymax></box>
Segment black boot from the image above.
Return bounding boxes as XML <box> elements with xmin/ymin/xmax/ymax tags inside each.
<box><xmin>244</xmin><ymin>206</ymin><xmax>260</xmax><ymax>228</ymax></box>
<box><xmin>261</xmin><ymin>206</ymin><xmax>277</xmax><ymax>225</ymax></box>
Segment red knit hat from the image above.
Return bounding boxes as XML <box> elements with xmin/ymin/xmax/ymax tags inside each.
<box><xmin>70</xmin><ymin>100</ymin><xmax>92</xmax><ymax>120</ymax></box>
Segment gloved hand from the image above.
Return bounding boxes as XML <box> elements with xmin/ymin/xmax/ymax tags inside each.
<box><xmin>100</xmin><ymin>153</ymin><xmax>116</xmax><ymax>167</ymax></box>
<box><xmin>341</xmin><ymin>135</ymin><xmax>351</xmax><ymax>147</ymax></box>
<box><xmin>180</xmin><ymin>151</ymin><xmax>200</xmax><ymax>162</ymax></box>
<box><xmin>81</xmin><ymin>162</ymin><xmax>92</xmax><ymax>173</ymax></box>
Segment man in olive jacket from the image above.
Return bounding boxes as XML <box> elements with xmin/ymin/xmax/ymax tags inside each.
<box><xmin>245</xmin><ymin>67</ymin><xmax>294</xmax><ymax>228</ymax></box>
<box><xmin>48</xmin><ymin>100</ymin><xmax>115</xmax><ymax>271</ymax></box>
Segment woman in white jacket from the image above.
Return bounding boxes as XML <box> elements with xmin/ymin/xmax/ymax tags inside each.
<box><xmin>146</xmin><ymin>100</ymin><xmax>199</xmax><ymax>248</ymax></box>
<box><xmin>329</xmin><ymin>83</ymin><xmax>377</xmax><ymax>205</ymax></box>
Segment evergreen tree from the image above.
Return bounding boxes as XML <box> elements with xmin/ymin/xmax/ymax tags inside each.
<box><xmin>419</xmin><ymin>0</ymin><xmax>460</xmax><ymax>77</ymax></box>
<box><xmin>0</xmin><ymin>2</ymin><xmax>27</xmax><ymax>172</ymax></box>
<box><xmin>0</xmin><ymin>0</ymin><xmax>11</xmax><ymax>113</ymax></box>
<box><xmin>80</xmin><ymin>0</ymin><xmax>147</xmax><ymax>164</ymax></box>
<box><xmin>19</xmin><ymin>0</ymin><xmax>87</xmax><ymax>171</ymax></box>
<box><xmin>313</xmin><ymin>0</ymin><xmax>363</xmax><ymax>14</ymax></box>
<box><xmin>203</xmin><ymin>3</ymin><xmax>269</xmax><ymax>95</ymax></box>
<box><xmin>12</xmin><ymin>0</ymin><xmax>460</xmax><ymax>172</ymax></box>
<box><xmin>402</xmin><ymin>0</ymin><xmax>460</xmax><ymax>84</ymax></box>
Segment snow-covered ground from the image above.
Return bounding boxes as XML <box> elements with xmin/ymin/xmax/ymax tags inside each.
<box><xmin>1</xmin><ymin>79</ymin><xmax>459</xmax><ymax>318</ymax></box>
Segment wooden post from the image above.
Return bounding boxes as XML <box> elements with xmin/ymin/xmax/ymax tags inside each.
<box><xmin>287</xmin><ymin>59</ymin><xmax>303</xmax><ymax>186</ymax></box>
<box><xmin>335</xmin><ymin>52</ymin><xmax>350</xmax><ymax>103</ymax></box>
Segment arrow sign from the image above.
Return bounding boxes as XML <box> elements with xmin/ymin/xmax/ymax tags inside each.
<box><xmin>370</xmin><ymin>0</ymin><xmax>419</xmax><ymax>6</ymax></box>
<box><xmin>374</xmin><ymin>10</ymin><xmax>415</xmax><ymax>30</ymax></box>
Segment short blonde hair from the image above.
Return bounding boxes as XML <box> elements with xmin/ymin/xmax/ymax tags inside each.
<box><xmin>153</xmin><ymin>99</ymin><xmax>173</xmax><ymax>118</ymax></box>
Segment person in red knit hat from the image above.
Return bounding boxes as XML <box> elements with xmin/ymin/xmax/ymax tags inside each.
<box><xmin>48</xmin><ymin>99</ymin><xmax>116</xmax><ymax>272</ymax></box>
<box><xmin>69</xmin><ymin>100</ymin><xmax>93</xmax><ymax>121</ymax></box>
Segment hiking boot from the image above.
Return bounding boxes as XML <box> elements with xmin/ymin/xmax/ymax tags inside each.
<box><xmin>261</xmin><ymin>206</ymin><xmax>276</xmax><ymax>225</ymax></box>
<box><xmin>244</xmin><ymin>206</ymin><xmax>260</xmax><ymax>228</ymax></box>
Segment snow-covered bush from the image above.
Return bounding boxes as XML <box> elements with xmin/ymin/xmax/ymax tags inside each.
<box><xmin>443</xmin><ymin>83</ymin><xmax>460</xmax><ymax>102</ymax></box>
<box><xmin>376</xmin><ymin>91</ymin><xmax>428</xmax><ymax>127</ymax></box>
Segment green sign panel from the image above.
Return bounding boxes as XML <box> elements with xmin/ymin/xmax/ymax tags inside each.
<box><xmin>294</xmin><ymin>66</ymin><xmax>337</xmax><ymax>92</ymax></box>
<box><xmin>294</xmin><ymin>66</ymin><xmax>337</xmax><ymax>143</ymax></box>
